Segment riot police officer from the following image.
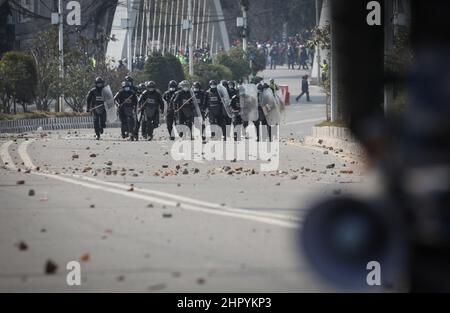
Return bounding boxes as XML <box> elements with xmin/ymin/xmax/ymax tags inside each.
<box><xmin>114</xmin><ymin>81</ymin><xmax>138</xmax><ymax>141</ymax></box>
<box><xmin>193</xmin><ymin>81</ymin><xmax>207</xmax><ymax>140</ymax></box>
<box><xmin>220</xmin><ymin>80</ymin><xmax>233</xmax><ymax>140</ymax></box>
<box><xmin>172</xmin><ymin>80</ymin><xmax>196</xmax><ymax>139</ymax></box>
<box><xmin>116</xmin><ymin>76</ymin><xmax>137</xmax><ymax>138</ymax></box>
<box><xmin>255</xmin><ymin>83</ymin><xmax>272</xmax><ymax>142</ymax></box>
<box><xmin>137</xmin><ymin>83</ymin><xmax>148</xmax><ymax>139</ymax></box>
<box><xmin>206</xmin><ymin>80</ymin><xmax>226</xmax><ymax>140</ymax></box>
<box><xmin>227</xmin><ymin>81</ymin><xmax>242</xmax><ymax>140</ymax></box>
<box><xmin>125</xmin><ymin>76</ymin><xmax>138</xmax><ymax>93</ymax></box>
<box><xmin>138</xmin><ymin>81</ymin><xmax>164</xmax><ymax>141</ymax></box>
<box><xmin>228</xmin><ymin>81</ymin><xmax>238</xmax><ymax>97</ymax></box>
<box><xmin>86</xmin><ymin>77</ymin><xmax>107</xmax><ymax>140</ymax></box>
<box><xmin>228</xmin><ymin>81</ymin><xmax>240</xmax><ymax>119</ymax></box>
<box><xmin>163</xmin><ymin>80</ymin><xmax>178</xmax><ymax>140</ymax></box>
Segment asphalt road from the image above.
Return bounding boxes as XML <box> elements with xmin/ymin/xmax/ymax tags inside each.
<box><xmin>0</xmin><ymin>67</ymin><xmax>367</xmax><ymax>292</ymax></box>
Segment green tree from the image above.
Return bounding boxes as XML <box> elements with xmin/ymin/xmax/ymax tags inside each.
<box><xmin>190</xmin><ymin>63</ymin><xmax>233</xmax><ymax>88</ymax></box>
<box><xmin>215</xmin><ymin>47</ymin><xmax>251</xmax><ymax>83</ymax></box>
<box><xmin>63</xmin><ymin>48</ymin><xmax>102</xmax><ymax>113</ymax></box>
<box><xmin>63</xmin><ymin>63</ymin><xmax>94</xmax><ymax>112</ymax></box>
<box><xmin>0</xmin><ymin>51</ymin><xmax>37</xmax><ymax>114</ymax></box>
<box><xmin>30</xmin><ymin>29</ymin><xmax>60</xmax><ymax>112</ymax></box>
<box><xmin>0</xmin><ymin>62</ymin><xmax>12</xmax><ymax>113</ymax></box>
<box><xmin>164</xmin><ymin>53</ymin><xmax>185</xmax><ymax>83</ymax></box>
<box><xmin>144</xmin><ymin>52</ymin><xmax>185</xmax><ymax>90</ymax></box>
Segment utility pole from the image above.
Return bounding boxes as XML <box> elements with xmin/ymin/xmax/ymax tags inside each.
<box><xmin>58</xmin><ymin>0</ymin><xmax>64</xmax><ymax>112</ymax></box>
<box><xmin>188</xmin><ymin>0</ymin><xmax>194</xmax><ymax>76</ymax></box>
<box><xmin>240</xmin><ymin>0</ymin><xmax>249</xmax><ymax>52</ymax></box>
<box><xmin>242</xmin><ymin>6</ymin><xmax>248</xmax><ymax>52</ymax></box>
<box><xmin>316</xmin><ymin>0</ymin><xmax>322</xmax><ymax>85</ymax></box>
<box><xmin>127</xmin><ymin>0</ymin><xmax>133</xmax><ymax>72</ymax></box>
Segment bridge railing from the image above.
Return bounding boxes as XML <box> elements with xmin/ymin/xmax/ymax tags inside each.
<box><xmin>0</xmin><ymin>117</ymin><xmax>120</xmax><ymax>134</ymax></box>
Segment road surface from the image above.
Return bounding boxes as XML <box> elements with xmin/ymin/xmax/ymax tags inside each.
<box><xmin>0</xmin><ymin>67</ymin><xmax>366</xmax><ymax>292</ymax></box>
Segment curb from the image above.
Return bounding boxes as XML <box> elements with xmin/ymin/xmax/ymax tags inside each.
<box><xmin>0</xmin><ymin>116</ymin><xmax>120</xmax><ymax>134</ymax></box>
<box><xmin>304</xmin><ymin>126</ymin><xmax>365</xmax><ymax>158</ymax></box>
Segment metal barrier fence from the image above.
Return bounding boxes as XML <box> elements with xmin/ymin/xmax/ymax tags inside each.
<box><xmin>0</xmin><ymin>116</ymin><xmax>120</xmax><ymax>134</ymax></box>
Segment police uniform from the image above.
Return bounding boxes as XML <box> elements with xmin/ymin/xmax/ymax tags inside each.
<box><xmin>114</xmin><ymin>88</ymin><xmax>138</xmax><ymax>140</ymax></box>
<box><xmin>172</xmin><ymin>90</ymin><xmax>195</xmax><ymax>138</ymax></box>
<box><xmin>206</xmin><ymin>88</ymin><xmax>226</xmax><ymax>139</ymax></box>
<box><xmin>139</xmin><ymin>90</ymin><xmax>164</xmax><ymax>139</ymax></box>
<box><xmin>163</xmin><ymin>89</ymin><xmax>177</xmax><ymax>139</ymax></box>
<box><xmin>86</xmin><ymin>87</ymin><xmax>107</xmax><ymax>138</ymax></box>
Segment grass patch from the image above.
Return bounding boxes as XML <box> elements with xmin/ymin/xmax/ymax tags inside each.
<box><xmin>0</xmin><ymin>112</ymin><xmax>90</xmax><ymax>121</ymax></box>
<box><xmin>315</xmin><ymin>120</ymin><xmax>347</xmax><ymax>128</ymax></box>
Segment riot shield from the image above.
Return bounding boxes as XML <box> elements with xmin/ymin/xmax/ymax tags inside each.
<box><xmin>261</xmin><ymin>88</ymin><xmax>281</xmax><ymax>126</ymax></box>
<box><xmin>239</xmin><ymin>84</ymin><xmax>259</xmax><ymax>122</ymax></box>
<box><xmin>217</xmin><ymin>84</ymin><xmax>234</xmax><ymax>118</ymax></box>
<box><xmin>190</xmin><ymin>88</ymin><xmax>204</xmax><ymax>124</ymax></box>
<box><xmin>274</xmin><ymin>89</ymin><xmax>286</xmax><ymax>124</ymax></box>
<box><xmin>102</xmin><ymin>85</ymin><xmax>118</xmax><ymax>123</ymax></box>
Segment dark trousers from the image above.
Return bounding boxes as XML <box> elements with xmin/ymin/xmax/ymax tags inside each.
<box><xmin>118</xmin><ymin>108</ymin><xmax>127</xmax><ymax>138</ymax></box>
<box><xmin>270</xmin><ymin>58</ymin><xmax>277</xmax><ymax>70</ymax></box>
<box><xmin>146</xmin><ymin>113</ymin><xmax>159</xmax><ymax>139</ymax></box>
<box><xmin>255</xmin><ymin>107</ymin><xmax>272</xmax><ymax>142</ymax></box>
<box><xmin>296</xmin><ymin>91</ymin><xmax>311</xmax><ymax>102</ymax></box>
<box><xmin>166</xmin><ymin>110</ymin><xmax>175</xmax><ymax>139</ymax></box>
<box><xmin>255</xmin><ymin>120</ymin><xmax>272</xmax><ymax>142</ymax></box>
<box><xmin>177</xmin><ymin>113</ymin><xmax>193</xmax><ymax>139</ymax></box>
<box><xmin>223</xmin><ymin>115</ymin><xmax>233</xmax><ymax>141</ymax></box>
<box><xmin>120</xmin><ymin>106</ymin><xmax>135</xmax><ymax>138</ymax></box>
<box><xmin>209</xmin><ymin>112</ymin><xmax>226</xmax><ymax>140</ymax></box>
<box><xmin>93</xmin><ymin>111</ymin><xmax>106</xmax><ymax>137</ymax></box>
<box><xmin>288</xmin><ymin>58</ymin><xmax>295</xmax><ymax>69</ymax></box>
<box><xmin>141</xmin><ymin>116</ymin><xmax>148</xmax><ymax>138</ymax></box>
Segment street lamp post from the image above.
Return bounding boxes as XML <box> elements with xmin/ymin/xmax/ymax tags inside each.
<box><xmin>127</xmin><ymin>0</ymin><xmax>133</xmax><ymax>72</ymax></box>
<box><xmin>240</xmin><ymin>0</ymin><xmax>249</xmax><ymax>53</ymax></box>
<box><xmin>58</xmin><ymin>0</ymin><xmax>64</xmax><ymax>113</ymax></box>
<box><xmin>188</xmin><ymin>0</ymin><xmax>194</xmax><ymax>76</ymax></box>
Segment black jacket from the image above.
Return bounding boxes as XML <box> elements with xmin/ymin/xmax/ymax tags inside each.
<box><xmin>114</xmin><ymin>89</ymin><xmax>138</xmax><ymax>109</ymax></box>
<box><xmin>193</xmin><ymin>90</ymin><xmax>207</xmax><ymax>113</ymax></box>
<box><xmin>86</xmin><ymin>87</ymin><xmax>106</xmax><ymax>113</ymax></box>
<box><xmin>139</xmin><ymin>90</ymin><xmax>164</xmax><ymax>117</ymax></box>
<box><xmin>163</xmin><ymin>89</ymin><xmax>178</xmax><ymax>111</ymax></box>
<box><xmin>206</xmin><ymin>89</ymin><xmax>223</xmax><ymax>115</ymax></box>
<box><xmin>301</xmin><ymin>78</ymin><xmax>309</xmax><ymax>92</ymax></box>
<box><xmin>172</xmin><ymin>90</ymin><xmax>195</xmax><ymax>118</ymax></box>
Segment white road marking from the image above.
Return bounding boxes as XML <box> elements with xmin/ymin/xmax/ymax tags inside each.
<box><xmin>64</xmin><ymin>173</ymin><xmax>301</xmax><ymax>223</ymax></box>
<box><xmin>34</xmin><ymin>172</ymin><xmax>300</xmax><ymax>229</ymax></box>
<box><xmin>17</xmin><ymin>140</ymin><xmax>36</xmax><ymax>170</ymax></box>
<box><xmin>0</xmin><ymin>141</ymin><xmax>17</xmax><ymax>171</ymax></box>
<box><xmin>1</xmin><ymin>140</ymin><xmax>300</xmax><ymax>229</ymax></box>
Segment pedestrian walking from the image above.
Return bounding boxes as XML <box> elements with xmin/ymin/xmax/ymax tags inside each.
<box><xmin>296</xmin><ymin>75</ymin><xmax>312</xmax><ymax>103</ymax></box>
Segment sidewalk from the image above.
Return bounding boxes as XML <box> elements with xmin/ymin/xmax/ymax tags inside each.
<box><xmin>304</xmin><ymin>126</ymin><xmax>366</xmax><ymax>159</ymax></box>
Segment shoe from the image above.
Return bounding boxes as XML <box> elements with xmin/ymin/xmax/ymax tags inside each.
<box><xmin>170</xmin><ymin>137</ymin><xmax>175</xmax><ymax>141</ymax></box>
<box><xmin>96</xmin><ymin>135</ymin><xmax>100</xmax><ymax>140</ymax></box>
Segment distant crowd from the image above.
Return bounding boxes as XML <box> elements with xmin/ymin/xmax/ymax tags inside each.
<box><xmin>255</xmin><ymin>32</ymin><xmax>315</xmax><ymax>70</ymax></box>
<box><xmin>116</xmin><ymin>45</ymin><xmax>215</xmax><ymax>71</ymax></box>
